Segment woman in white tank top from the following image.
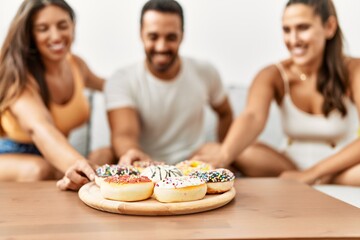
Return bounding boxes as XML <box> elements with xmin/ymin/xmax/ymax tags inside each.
<box><xmin>194</xmin><ymin>0</ymin><xmax>360</xmax><ymax>186</ymax></box>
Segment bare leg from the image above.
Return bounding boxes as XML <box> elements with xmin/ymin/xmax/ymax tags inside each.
<box><xmin>331</xmin><ymin>163</ymin><xmax>360</xmax><ymax>186</ymax></box>
<box><xmin>87</xmin><ymin>146</ymin><xmax>116</xmax><ymax>167</ymax></box>
<box><xmin>234</xmin><ymin>142</ymin><xmax>297</xmax><ymax>177</ymax></box>
<box><xmin>0</xmin><ymin>154</ymin><xmax>60</xmax><ymax>181</ymax></box>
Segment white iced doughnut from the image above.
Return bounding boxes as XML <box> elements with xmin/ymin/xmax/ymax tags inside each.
<box><xmin>141</xmin><ymin>165</ymin><xmax>183</xmax><ymax>182</ymax></box>
<box><xmin>154</xmin><ymin>176</ymin><xmax>207</xmax><ymax>203</ymax></box>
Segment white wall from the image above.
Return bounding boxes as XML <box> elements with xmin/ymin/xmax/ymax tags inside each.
<box><xmin>1</xmin><ymin>0</ymin><xmax>360</xmax><ymax>86</ymax></box>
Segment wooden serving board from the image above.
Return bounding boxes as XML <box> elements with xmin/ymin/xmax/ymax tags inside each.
<box><xmin>78</xmin><ymin>182</ymin><xmax>236</xmax><ymax>216</ymax></box>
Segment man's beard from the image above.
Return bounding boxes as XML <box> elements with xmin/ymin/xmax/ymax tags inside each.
<box><xmin>146</xmin><ymin>51</ymin><xmax>178</xmax><ymax>73</ymax></box>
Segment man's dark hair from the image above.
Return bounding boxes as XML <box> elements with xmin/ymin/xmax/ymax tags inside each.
<box><xmin>140</xmin><ymin>0</ymin><xmax>184</xmax><ymax>32</ymax></box>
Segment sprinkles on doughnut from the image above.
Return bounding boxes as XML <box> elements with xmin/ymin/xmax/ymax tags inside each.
<box><xmin>95</xmin><ymin>164</ymin><xmax>140</xmax><ymax>186</ymax></box>
<box><xmin>154</xmin><ymin>176</ymin><xmax>207</xmax><ymax>203</ymax></box>
<box><xmin>190</xmin><ymin>168</ymin><xmax>235</xmax><ymax>194</ymax></box>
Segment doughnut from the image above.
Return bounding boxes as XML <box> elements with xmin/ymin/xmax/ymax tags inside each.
<box><xmin>154</xmin><ymin>176</ymin><xmax>207</xmax><ymax>203</ymax></box>
<box><xmin>141</xmin><ymin>165</ymin><xmax>183</xmax><ymax>182</ymax></box>
<box><xmin>95</xmin><ymin>164</ymin><xmax>140</xmax><ymax>187</ymax></box>
<box><xmin>189</xmin><ymin>168</ymin><xmax>235</xmax><ymax>194</ymax></box>
<box><xmin>132</xmin><ymin>160</ymin><xmax>164</xmax><ymax>173</ymax></box>
<box><xmin>175</xmin><ymin>160</ymin><xmax>213</xmax><ymax>175</ymax></box>
<box><xmin>100</xmin><ymin>175</ymin><xmax>154</xmax><ymax>202</ymax></box>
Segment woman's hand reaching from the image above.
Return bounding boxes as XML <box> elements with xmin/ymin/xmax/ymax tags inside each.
<box><xmin>191</xmin><ymin>142</ymin><xmax>230</xmax><ymax>168</ymax></box>
<box><xmin>56</xmin><ymin>159</ymin><xmax>95</xmax><ymax>191</ymax></box>
<box><xmin>280</xmin><ymin>168</ymin><xmax>331</xmax><ymax>185</ymax></box>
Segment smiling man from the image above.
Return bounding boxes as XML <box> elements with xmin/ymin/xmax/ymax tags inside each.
<box><xmin>105</xmin><ymin>0</ymin><xmax>233</xmax><ymax>165</ymax></box>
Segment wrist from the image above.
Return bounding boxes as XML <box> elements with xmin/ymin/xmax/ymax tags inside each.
<box><xmin>220</xmin><ymin>147</ymin><xmax>232</xmax><ymax>167</ymax></box>
<box><xmin>308</xmin><ymin>165</ymin><xmax>323</xmax><ymax>179</ymax></box>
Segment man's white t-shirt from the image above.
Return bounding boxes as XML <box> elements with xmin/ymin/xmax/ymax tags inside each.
<box><xmin>105</xmin><ymin>57</ymin><xmax>226</xmax><ymax>165</ymax></box>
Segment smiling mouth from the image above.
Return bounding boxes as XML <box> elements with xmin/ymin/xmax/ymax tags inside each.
<box><xmin>49</xmin><ymin>43</ymin><xmax>65</xmax><ymax>51</ymax></box>
<box><xmin>152</xmin><ymin>53</ymin><xmax>173</xmax><ymax>62</ymax></box>
<box><xmin>291</xmin><ymin>47</ymin><xmax>307</xmax><ymax>56</ymax></box>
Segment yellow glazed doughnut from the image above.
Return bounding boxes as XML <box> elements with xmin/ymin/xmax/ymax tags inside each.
<box><xmin>175</xmin><ymin>160</ymin><xmax>213</xmax><ymax>175</ymax></box>
<box><xmin>154</xmin><ymin>176</ymin><xmax>207</xmax><ymax>203</ymax></box>
<box><xmin>189</xmin><ymin>168</ymin><xmax>235</xmax><ymax>194</ymax></box>
<box><xmin>100</xmin><ymin>175</ymin><xmax>154</xmax><ymax>202</ymax></box>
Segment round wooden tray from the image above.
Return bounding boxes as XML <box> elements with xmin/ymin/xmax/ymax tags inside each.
<box><xmin>78</xmin><ymin>182</ymin><xmax>236</xmax><ymax>216</ymax></box>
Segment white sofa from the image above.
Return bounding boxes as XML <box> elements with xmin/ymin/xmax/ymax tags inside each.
<box><xmin>69</xmin><ymin>85</ymin><xmax>360</xmax><ymax>208</ymax></box>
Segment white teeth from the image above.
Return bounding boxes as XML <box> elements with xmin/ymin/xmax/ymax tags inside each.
<box><xmin>49</xmin><ymin>43</ymin><xmax>64</xmax><ymax>51</ymax></box>
<box><xmin>153</xmin><ymin>54</ymin><xmax>170</xmax><ymax>62</ymax></box>
<box><xmin>292</xmin><ymin>47</ymin><xmax>306</xmax><ymax>56</ymax></box>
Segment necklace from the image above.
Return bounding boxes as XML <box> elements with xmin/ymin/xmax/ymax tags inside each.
<box><xmin>293</xmin><ymin>67</ymin><xmax>308</xmax><ymax>81</ymax></box>
<box><xmin>299</xmin><ymin>72</ymin><xmax>307</xmax><ymax>81</ymax></box>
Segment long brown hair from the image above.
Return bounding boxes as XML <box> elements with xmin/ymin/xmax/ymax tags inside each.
<box><xmin>0</xmin><ymin>0</ymin><xmax>75</xmax><ymax>113</ymax></box>
<box><xmin>286</xmin><ymin>0</ymin><xmax>348</xmax><ymax>116</ymax></box>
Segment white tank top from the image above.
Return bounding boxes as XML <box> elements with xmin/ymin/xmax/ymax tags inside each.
<box><xmin>276</xmin><ymin>64</ymin><xmax>358</xmax><ymax>147</ymax></box>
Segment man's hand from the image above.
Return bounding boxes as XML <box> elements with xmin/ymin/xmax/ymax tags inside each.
<box><xmin>56</xmin><ymin>159</ymin><xmax>95</xmax><ymax>191</ymax></box>
<box><xmin>119</xmin><ymin>149</ymin><xmax>152</xmax><ymax>166</ymax></box>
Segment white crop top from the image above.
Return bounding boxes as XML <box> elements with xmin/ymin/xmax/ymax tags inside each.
<box><xmin>276</xmin><ymin>63</ymin><xmax>358</xmax><ymax>144</ymax></box>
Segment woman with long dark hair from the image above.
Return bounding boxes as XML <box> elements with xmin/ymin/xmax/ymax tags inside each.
<box><xmin>195</xmin><ymin>0</ymin><xmax>360</xmax><ymax>186</ymax></box>
<box><xmin>0</xmin><ymin>0</ymin><xmax>105</xmax><ymax>189</ymax></box>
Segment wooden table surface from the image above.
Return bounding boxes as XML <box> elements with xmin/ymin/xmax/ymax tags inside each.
<box><xmin>2</xmin><ymin>178</ymin><xmax>360</xmax><ymax>240</ymax></box>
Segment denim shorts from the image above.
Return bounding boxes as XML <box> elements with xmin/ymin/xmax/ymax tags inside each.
<box><xmin>0</xmin><ymin>138</ymin><xmax>41</xmax><ymax>155</ymax></box>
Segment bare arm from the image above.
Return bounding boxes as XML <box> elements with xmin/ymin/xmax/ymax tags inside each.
<box><xmin>108</xmin><ymin>107</ymin><xmax>151</xmax><ymax>164</ymax></box>
<box><xmin>10</xmin><ymin>89</ymin><xmax>94</xmax><ymax>190</ymax></box>
<box><xmin>219</xmin><ymin>67</ymin><xmax>277</xmax><ymax>166</ymax></box>
<box><xmin>73</xmin><ymin>55</ymin><xmax>104</xmax><ymax>91</ymax></box>
<box><xmin>211</xmin><ymin>97</ymin><xmax>233</xmax><ymax>142</ymax></box>
<box><xmin>194</xmin><ymin>66</ymin><xmax>279</xmax><ymax>167</ymax></box>
<box><xmin>11</xmin><ymin>90</ymin><xmax>86</xmax><ymax>171</ymax></box>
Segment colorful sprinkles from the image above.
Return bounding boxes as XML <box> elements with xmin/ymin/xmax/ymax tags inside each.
<box><xmin>189</xmin><ymin>168</ymin><xmax>235</xmax><ymax>183</ymax></box>
<box><xmin>155</xmin><ymin>176</ymin><xmax>205</xmax><ymax>189</ymax></box>
<box><xmin>104</xmin><ymin>175</ymin><xmax>151</xmax><ymax>184</ymax></box>
<box><xmin>96</xmin><ymin>164</ymin><xmax>140</xmax><ymax>177</ymax></box>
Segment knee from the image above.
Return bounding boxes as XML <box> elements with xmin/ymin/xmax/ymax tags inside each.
<box><xmin>18</xmin><ymin>157</ymin><xmax>53</xmax><ymax>181</ymax></box>
<box><xmin>235</xmin><ymin>148</ymin><xmax>266</xmax><ymax>177</ymax></box>
<box><xmin>234</xmin><ymin>144</ymin><xmax>285</xmax><ymax>177</ymax></box>
<box><xmin>333</xmin><ymin>167</ymin><xmax>360</xmax><ymax>186</ymax></box>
